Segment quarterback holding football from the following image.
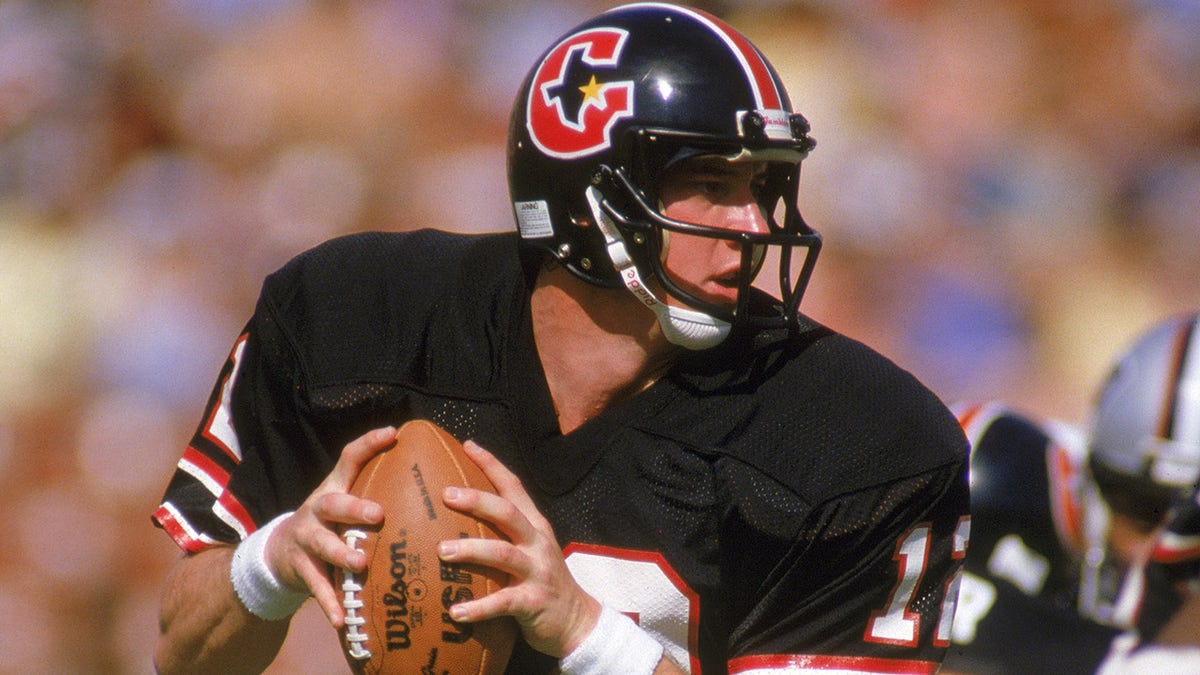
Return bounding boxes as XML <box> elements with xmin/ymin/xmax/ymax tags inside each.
<box><xmin>152</xmin><ymin>4</ymin><xmax>969</xmax><ymax>673</ymax></box>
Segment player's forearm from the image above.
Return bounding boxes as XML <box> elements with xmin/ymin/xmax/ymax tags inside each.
<box><xmin>154</xmin><ymin>546</ymin><xmax>290</xmax><ymax>675</ymax></box>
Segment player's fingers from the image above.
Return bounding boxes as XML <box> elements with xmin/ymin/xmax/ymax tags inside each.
<box><xmin>438</xmin><ymin>536</ymin><xmax>530</xmax><ymax>580</ymax></box>
<box><xmin>442</xmin><ymin>578</ymin><xmax>598</xmax><ymax>658</ymax></box>
<box><xmin>325</xmin><ymin>426</ymin><xmax>396</xmax><ymax>490</ymax></box>
<box><xmin>463</xmin><ymin>441</ymin><xmax>551</xmax><ymax>531</ymax></box>
<box><xmin>296</xmin><ymin>557</ymin><xmax>346</xmax><ymax>629</ymax></box>
<box><xmin>312</xmin><ymin>491</ymin><xmax>384</xmax><ymax>527</ymax></box>
<box><xmin>442</xmin><ymin>485</ymin><xmax>540</xmax><ymax>546</ymax></box>
<box><xmin>281</xmin><ymin>515</ymin><xmax>369</xmax><ymax>574</ymax></box>
<box><xmin>315</xmin><ymin>528</ymin><xmax>369</xmax><ymax>572</ymax></box>
<box><xmin>444</xmin><ymin>585</ymin><xmax>521</xmax><ymax>624</ymax></box>
<box><xmin>462</xmin><ymin>440</ymin><xmax>517</xmax><ymax>488</ymax></box>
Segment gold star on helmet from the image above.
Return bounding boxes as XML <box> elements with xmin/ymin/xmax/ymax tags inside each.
<box><xmin>578</xmin><ymin>75</ymin><xmax>603</xmax><ymax>104</ymax></box>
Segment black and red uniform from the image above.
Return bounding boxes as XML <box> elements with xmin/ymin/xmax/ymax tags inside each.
<box><xmin>944</xmin><ymin>402</ymin><xmax>1123</xmax><ymax>674</ymax></box>
<box><xmin>155</xmin><ymin>229</ymin><xmax>969</xmax><ymax>674</ymax></box>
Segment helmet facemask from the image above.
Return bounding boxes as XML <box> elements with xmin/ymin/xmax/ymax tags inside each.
<box><xmin>507</xmin><ymin>3</ymin><xmax>823</xmax><ymax>348</ymax></box>
<box><xmin>581</xmin><ymin>118</ymin><xmax>821</xmax><ymax>348</ymax></box>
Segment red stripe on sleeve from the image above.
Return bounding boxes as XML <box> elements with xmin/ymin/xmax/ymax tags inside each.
<box><xmin>183</xmin><ymin>445</ymin><xmax>230</xmax><ymax>488</ymax></box>
<box><xmin>153</xmin><ymin>504</ymin><xmax>214</xmax><ymax>554</ymax></box>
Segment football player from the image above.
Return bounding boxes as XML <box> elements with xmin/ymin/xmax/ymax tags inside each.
<box><xmin>151</xmin><ymin>4</ymin><xmax>970</xmax><ymax>674</ymax></box>
<box><xmin>944</xmin><ymin>311</ymin><xmax>1200</xmax><ymax>674</ymax></box>
<box><xmin>1097</xmin><ymin>312</ymin><xmax>1200</xmax><ymax>673</ymax></box>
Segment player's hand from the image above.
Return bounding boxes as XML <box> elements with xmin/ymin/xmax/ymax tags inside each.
<box><xmin>437</xmin><ymin>440</ymin><xmax>602</xmax><ymax>657</ymax></box>
<box><xmin>262</xmin><ymin>426</ymin><xmax>394</xmax><ymax>628</ymax></box>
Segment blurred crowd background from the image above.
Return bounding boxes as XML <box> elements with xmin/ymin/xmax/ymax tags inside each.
<box><xmin>0</xmin><ymin>0</ymin><xmax>1196</xmax><ymax>672</ymax></box>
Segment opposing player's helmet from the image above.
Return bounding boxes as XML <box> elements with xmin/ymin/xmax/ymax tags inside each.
<box><xmin>1087</xmin><ymin>312</ymin><xmax>1200</xmax><ymax>530</ymax></box>
<box><xmin>507</xmin><ymin>2</ymin><xmax>820</xmax><ymax>347</ymax></box>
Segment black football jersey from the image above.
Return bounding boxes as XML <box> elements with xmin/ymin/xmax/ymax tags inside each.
<box><xmin>154</xmin><ymin>230</ymin><xmax>969</xmax><ymax>674</ymax></box>
<box><xmin>954</xmin><ymin>402</ymin><xmax>1088</xmax><ymax>608</ymax></box>
<box><xmin>944</xmin><ymin>402</ymin><xmax>1120</xmax><ymax>675</ymax></box>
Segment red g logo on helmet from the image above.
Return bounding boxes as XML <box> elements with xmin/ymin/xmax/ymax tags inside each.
<box><xmin>526</xmin><ymin>28</ymin><xmax>635</xmax><ymax>160</ymax></box>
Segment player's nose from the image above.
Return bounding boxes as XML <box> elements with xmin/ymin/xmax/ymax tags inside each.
<box><xmin>720</xmin><ymin>200</ymin><xmax>770</xmax><ymax>237</ymax></box>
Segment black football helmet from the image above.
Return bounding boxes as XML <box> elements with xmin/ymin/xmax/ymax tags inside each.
<box><xmin>507</xmin><ymin>2</ymin><xmax>820</xmax><ymax>346</ymax></box>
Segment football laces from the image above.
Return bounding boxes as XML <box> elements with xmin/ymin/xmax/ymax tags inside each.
<box><xmin>340</xmin><ymin>529</ymin><xmax>372</xmax><ymax>661</ymax></box>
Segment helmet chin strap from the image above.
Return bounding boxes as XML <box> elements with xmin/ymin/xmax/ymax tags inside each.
<box><xmin>585</xmin><ymin>187</ymin><xmax>731</xmax><ymax>350</ymax></box>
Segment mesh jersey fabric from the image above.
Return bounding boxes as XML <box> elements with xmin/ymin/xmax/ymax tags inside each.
<box><xmin>154</xmin><ymin>229</ymin><xmax>969</xmax><ymax>673</ymax></box>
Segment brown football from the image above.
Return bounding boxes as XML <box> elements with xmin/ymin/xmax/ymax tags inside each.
<box><xmin>333</xmin><ymin>420</ymin><xmax>517</xmax><ymax>674</ymax></box>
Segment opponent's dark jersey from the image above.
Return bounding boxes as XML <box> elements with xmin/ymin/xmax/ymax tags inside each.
<box><xmin>154</xmin><ymin>230</ymin><xmax>969</xmax><ymax>674</ymax></box>
<box><xmin>944</xmin><ymin>402</ymin><xmax>1120</xmax><ymax>675</ymax></box>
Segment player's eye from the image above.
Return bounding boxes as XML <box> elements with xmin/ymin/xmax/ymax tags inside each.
<box><xmin>694</xmin><ymin>179</ymin><xmax>727</xmax><ymax>198</ymax></box>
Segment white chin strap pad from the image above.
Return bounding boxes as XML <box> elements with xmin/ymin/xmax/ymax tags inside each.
<box><xmin>660</xmin><ymin>305</ymin><xmax>731</xmax><ymax>350</ymax></box>
<box><xmin>585</xmin><ymin>187</ymin><xmax>732</xmax><ymax>350</ymax></box>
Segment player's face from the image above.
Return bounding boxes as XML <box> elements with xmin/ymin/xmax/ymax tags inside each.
<box><xmin>657</xmin><ymin>156</ymin><xmax>770</xmax><ymax>308</ymax></box>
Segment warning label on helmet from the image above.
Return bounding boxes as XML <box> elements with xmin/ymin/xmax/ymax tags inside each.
<box><xmin>515</xmin><ymin>200</ymin><xmax>554</xmax><ymax>239</ymax></box>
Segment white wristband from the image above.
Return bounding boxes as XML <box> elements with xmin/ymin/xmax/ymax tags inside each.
<box><xmin>560</xmin><ymin>605</ymin><xmax>664</xmax><ymax>675</ymax></box>
<box><xmin>230</xmin><ymin>511</ymin><xmax>309</xmax><ymax>621</ymax></box>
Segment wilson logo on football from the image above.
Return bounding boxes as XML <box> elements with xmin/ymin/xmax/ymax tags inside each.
<box><xmin>526</xmin><ymin>27</ymin><xmax>634</xmax><ymax>160</ymax></box>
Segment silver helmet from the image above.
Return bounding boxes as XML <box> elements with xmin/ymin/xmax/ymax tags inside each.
<box><xmin>1078</xmin><ymin>312</ymin><xmax>1200</xmax><ymax>625</ymax></box>
<box><xmin>1087</xmin><ymin>312</ymin><xmax>1200</xmax><ymax>529</ymax></box>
